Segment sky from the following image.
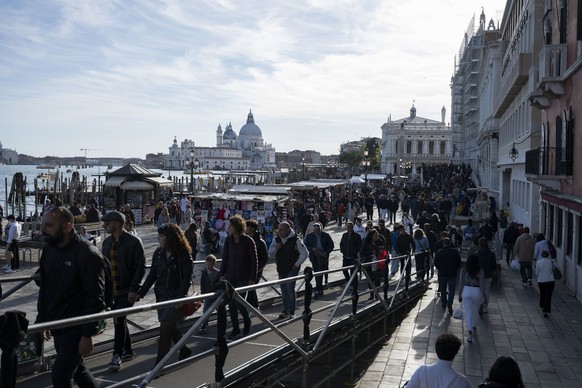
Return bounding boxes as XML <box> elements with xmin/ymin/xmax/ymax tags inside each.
<box><xmin>0</xmin><ymin>0</ymin><xmax>507</xmax><ymax>159</ymax></box>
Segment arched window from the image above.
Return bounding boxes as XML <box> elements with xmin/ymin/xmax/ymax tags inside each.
<box><xmin>428</xmin><ymin>141</ymin><xmax>434</xmax><ymax>154</ymax></box>
<box><xmin>440</xmin><ymin>141</ymin><xmax>446</xmax><ymax>155</ymax></box>
<box><xmin>417</xmin><ymin>141</ymin><xmax>423</xmax><ymax>154</ymax></box>
<box><xmin>406</xmin><ymin>141</ymin><xmax>412</xmax><ymax>154</ymax></box>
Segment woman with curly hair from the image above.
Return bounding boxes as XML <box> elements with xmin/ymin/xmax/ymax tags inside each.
<box><xmin>458</xmin><ymin>254</ymin><xmax>485</xmax><ymax>343</ymax></box>
<box><xmin>138</xmin><ymin>223</ymin><xmax>194</xmax><ymax>364</ymax></box>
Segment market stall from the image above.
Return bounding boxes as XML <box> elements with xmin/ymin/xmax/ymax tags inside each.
<box><xmin>103</xmin><ymin>164</ymin><xmax>173</xmax><ymax>224</ymax></box>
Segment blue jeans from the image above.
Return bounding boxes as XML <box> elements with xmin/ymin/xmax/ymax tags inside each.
<box><xmin>438</xmin><ymin>276</ymin><xmax>457</xmax><ymax>307</ymax></box>
<box><xmin>279</xmin><ymin>267</ymin><xmax>300</xmax><ymax>313</ymax></box>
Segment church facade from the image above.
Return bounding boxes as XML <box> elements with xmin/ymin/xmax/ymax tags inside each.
<box><xmin>163</xmin><ymin>110</ymin><xmax>276</xmax><ymax>171</ymax></box>
<box><xmin>380</xmin><ymin>105</ymin><xmax>452</xmax><ymax>176</ymax></box>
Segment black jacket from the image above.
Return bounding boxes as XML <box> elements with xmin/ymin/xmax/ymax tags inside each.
<box><xmin>477</xmin><ymin>246</ymin><xmax>497</xmax><ymax>279</ymax></box>
<box><xmin>251</xmin><ymin>232</ymin><xmax>269</xmax><ymax>272</ymax></box>
<box><xmin>37</xmin><ymin>233</ymin><xmax>106</xmax><ymax>337</ymax></box>
<box><xmin>102</xmin><ymin>231</ymin><xmax>146</xmax><ymax>295</ymax></box>
<box><xmin>434</xmin><ymin>247</ymin><xmax>462</xmax><ymax>277</ymax></box>
<box><xmin>340</xmin><ymin>232</ymin><xmax>362</xmax><ymax>259</ymax></box>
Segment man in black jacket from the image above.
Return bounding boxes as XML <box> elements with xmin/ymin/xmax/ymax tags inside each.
<box><xmin>434</xmin><ymin>238</ymin><xmax>462</xmax><ymax>314</ymax></box>
<box><xmin>339</xmin><ymin>221</ymin><xmax>362</xmax><ymax>282</ymax></box>
<box><xmin>245</xmin><ymin>219</ymin><xmax>269</xmax><ymax>308</ymax></box>
<box><xmin>37</xmin><ymin>206</ymin><xmax>106</xmax><ymax>388</ymax></box>
<box><xmin>503</xmin><ymin>222</ymin><xmax>520</xmax><ymax>265</ymax></box>
<box><xmin>101</xmin><ymin>210</ymin><xmax>146</xmax><ymax>371</ymax></box>
<box><xmin>304</xmin><ymin>223</ymin><xmax>335</xmax><ymax>298</ymax></box>
<box><xmin>476</xmin><ymin>237</ymin><xmax>497</xmax><ymax>315</ymax></box>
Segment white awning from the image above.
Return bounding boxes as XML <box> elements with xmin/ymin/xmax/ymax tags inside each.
<box><xmin>121</xmin><ymin>181</ymin><xmax>153</xmax><ymax>190</ymax></box>
<box><xmin>144</xmin><ymin>177</ymin><xmax>173</xmax><ymax>186</ymax></box>
<box><xmin>104</xmin><ymin>176</ymin><xmax>125</xmax><ymax>187</ymax></box>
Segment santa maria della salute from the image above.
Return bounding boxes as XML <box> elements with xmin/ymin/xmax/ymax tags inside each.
<box><xmin>164</xmin><ymin>110</ymin><xmax>276</xmax><ymax>171</ymax></box>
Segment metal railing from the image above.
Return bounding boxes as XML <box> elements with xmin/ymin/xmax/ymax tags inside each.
<box><xmin>2</xmin><ymin>249</ymin><xmax>429</xmax><ymax>387</ymax></box>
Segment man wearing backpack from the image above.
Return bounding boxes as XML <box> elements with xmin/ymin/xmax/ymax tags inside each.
<box><xmin>101</xmin><ymin>210</ymin><xmax>146</xmax><ymax>371</ymax></box>
<box><xmin>37</xmin><ymin>206</ymin><xmax>107</xmax><ymax>388</ymax></box>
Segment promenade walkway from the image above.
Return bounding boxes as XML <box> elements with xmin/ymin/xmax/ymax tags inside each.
<box><xmin>356</xmin><ymin>260</ymin><xmax>582</xmax><ymax>388</ymax></box>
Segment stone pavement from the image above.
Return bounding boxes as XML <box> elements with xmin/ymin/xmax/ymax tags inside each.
<box><xmin>356</xmin><ymin>261</ymin><xmax>582</xmax><ymax>388</ymax></box>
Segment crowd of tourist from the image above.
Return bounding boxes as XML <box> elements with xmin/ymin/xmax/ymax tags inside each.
<box><xmin>3</xmin><ymin>162</ymin><xmax>560</xmax><ymax>387</ymax></box>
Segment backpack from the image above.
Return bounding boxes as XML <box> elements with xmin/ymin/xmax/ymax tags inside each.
<box><xmin>547</xmin><ymin>240</ymin><xmax>557</xmax><ymax>259</ymax></box>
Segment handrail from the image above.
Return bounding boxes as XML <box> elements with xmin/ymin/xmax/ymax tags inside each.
<box><xmin>13</xmin><ymin>248</ymin><xmax>429</xmax><ymax>386</ymax></box>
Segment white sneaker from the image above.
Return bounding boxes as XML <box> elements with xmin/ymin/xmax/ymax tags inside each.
<box><xmin>4</xmin><ymin>269</ymin><xmax>17</xmax><ymax>274</ymax></box>
<box><xmin>2</xmin><ymin>264</ymin><xmax>10</xmax><ymax>270</ymax></box>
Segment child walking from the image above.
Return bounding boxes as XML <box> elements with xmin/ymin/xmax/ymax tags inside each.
<box><xmin>198</xmin><ymin>255</ymin><xmax>220</xmax><ymax>334</ymax></box>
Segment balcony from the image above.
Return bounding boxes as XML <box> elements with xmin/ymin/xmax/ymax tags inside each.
<box><xmin>494</xmin><ymin>53</ymin><xmax>531</xmax><ymax>118</ymax></box>
<box><xmin>525</xmin><ymin>147</ymin><xmax>573</xmax><ymax>188</ymax></box>
<box><xmin>537</xmin><ymin>44</ymin><xmax>566</xmax><ymax>97</ymax></box>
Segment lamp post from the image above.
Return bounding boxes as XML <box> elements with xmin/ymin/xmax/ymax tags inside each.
<box><xmin>189</xmin><ymin>149</ymin><xmax>195</xmax><ymax>193</ymax></box>
<box><xmin>361</xmin><ymin>149</ymin><xmax>370</xmax><ymax>186</ymax></box>
<box><xmin>302</xmin><ymin>157</ymin><xmax>306</xmax><ymax>181</ymax></box>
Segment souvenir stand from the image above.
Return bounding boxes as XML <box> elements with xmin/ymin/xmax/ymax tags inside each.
<box><xmin>103</xmin><ymin>164</ymin><xmax>173</xmax><ymax>224</ymax></box>
<box><xmin>287</xmin><ymin>180</ymin><xmax>348</xmax><ymax>223</ymax></box>
<box><xmin>193</xmin><ymin>190</ymin><xmax>289</xmax><ymax>248</ymax></box>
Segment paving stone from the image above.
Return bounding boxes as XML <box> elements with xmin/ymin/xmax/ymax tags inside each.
<box><xmin>355</xmin><ymin>259</ymin><xmax>582</xmax><ymax>387</ymax></box>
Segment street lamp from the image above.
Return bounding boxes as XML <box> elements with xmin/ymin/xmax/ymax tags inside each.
<box><xmin>361</xmin><ymin>149</ymin><xmax>370</xmax><ymax>185</ymax></box>
<box><xmin>189</xmin><ymin>148</ymin><xmax>199</xmax><ymax>193</ymax></box>
<box><xmin>302</xmin><ymin>157</ymin><xmax>306</xmax><ymax>181</ymax></box>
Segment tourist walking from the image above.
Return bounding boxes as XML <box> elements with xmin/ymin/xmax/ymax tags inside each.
<box><xmin>478</xmin><ymin>356</ymin><xmax>525</xmax><ymax>388</ymax></box>
<box><xmin>503</xmin><ymin>221</ymin><xmax>520</xmax><ymax>265</ymax></box>
<box><xmin>101</xmin><ymin>210</ymin><xmax>146</xmax><ymax>371</ymax></box>
<box><xmin>395</xmin><ymin>225</ymin><xmax>415</xmax><ymax>291</ymax></box>
<box><xmin>514</xmin><ymin>226</ymin><xmax>535</xmax><ymax>287</ymax></box>
<box><xmin>198</xmin><ymin>254</ymin><xmax>220</xmax><ymax>334</ymax></box>
<box><xmin>37</xmin><ymin>206</ymin><xmax>106</xmax><ymax>388</ymax></box>
<box><xmin>404</xmin><ymin>333</ymin><xmax>471</xmax><ymax>388</ymax></box>
<box><xmin>339</xmin><ymin>221</ymin><xmax>362</xmax><ymax>283</ymax></box>
<box><xmin>536</xmin><ymin>250</ymin><xmax>556</xmax><ymax>318</ymax></box>
<box><xmin>4</xmin><ymin>215</ymin><xmax>21</xmax><ymax>273</ymax></box>
<box><xmin>458</xmin><ymin>253</ymin><xmax>485</xmax><ymax>343</ymax></box>
<box><xmin>413</xmin><ymin>229</ymin><xmax>430</xmax><ymax>282</ymax></box>
<box><xmin>268</xmin><ymin>222</ymin><xmax>308</xmax><ymax>319</ymax></box>
<box><xmin>476</xmin><ymin>237</ymin><xmax>497</xmax><ymax>314</ymax></box>
<box><xmin>137</xmin><ymin>224</ymin><xmax>194</xmax><ymax>364</ymax></box>
<box><xmin>434</xmin><ymin>238</ymin><xmax>462</xmax><ymax>315</ymax></box>
<box><xmin>245</xmin><ymin>219</ymin><xmax>269</xmax><ymax>309</ymax></box>
<box><xmin>533</xmin><ymin>232</ymin><xmax>550</xmax><ymax>264</ymax></box>
<box><xmin>304</xmin><ymin>222</ymin><xmax>334</xmax><ymax>298</ymax></box>
<box><xmin>220</xmin><ymin>215</ymin><xmax>257</xmax><ymax>340</ymax></box>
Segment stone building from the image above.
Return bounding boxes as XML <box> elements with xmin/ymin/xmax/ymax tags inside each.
<box><xmin>0</xmin><ymin>141</ymin><xmax>19</xmax><ymax>164</ymax></box>
<box><xmin>380</xmin><ymin>105</ymin><xmax>452</xmax><ymax>176</ymax></box>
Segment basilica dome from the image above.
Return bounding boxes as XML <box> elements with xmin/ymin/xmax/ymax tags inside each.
<box><xmin>223</xmin><ymin>123</ymin><xmax>237</xmax><ymax>140</ymax></box>
<box><xmin>239</xmin><ymin>110</ymin><xmax>262</xmax><ymax>138</ymax></box>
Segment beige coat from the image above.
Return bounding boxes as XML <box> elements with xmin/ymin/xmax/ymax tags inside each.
<box><xmin>514</xmin><ymin>233</ymin><xmax>535</xmax><ymax>261</ymax></box>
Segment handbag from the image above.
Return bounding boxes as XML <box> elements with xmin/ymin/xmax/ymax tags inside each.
<box><xmin>510</xmin><ymin>258</ymin><xmax>520</xmax><ymax>271</ymax></box>
<box><xmin>176</xmin><ymin>253</ymin><xmax>202</xmax><ymax>317</ymax></box>
<box><xmin>181</xmin><ymin>290</ymin><xmax>202</xmax><ymax>317</ymax></box>
<box><xmin>552</xmin><ymin>260</ymin><xmax>563</xmax><ymax>280</ymax></box>
<box><xmin>452</xmin><ymin>307</ymin><xmax>463</xmax><ymax>319</ymax></box>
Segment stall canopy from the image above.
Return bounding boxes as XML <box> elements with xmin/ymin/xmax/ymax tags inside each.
<box><xmin>104</xmin><ymin>176</ymin><xmax>125</xmax><ymax>187</ymax></box>
<box><xmin>194</xmin><ymin>192</ymin><xmax>288</xmax><ymax>205</ymax></box>
<box><xmin>121</xmin><ymin>181</ymin><xmax>153</xmax><ymax>190</ymax></box>
<box><xmin>104</xmin><ymin>164</ymin><xmax>172</xmax><ymax>187</ymax></box>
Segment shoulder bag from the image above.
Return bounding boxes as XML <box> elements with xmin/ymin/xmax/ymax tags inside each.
<box><xmin>176</xmin><ymin>254</ymin><xmax>201</xmax><ymax>317</ymax></box>
<box><xmin>552</xmin><ymin>260</ymin><xmax>563</xmax><ymax>280</ymax></box>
